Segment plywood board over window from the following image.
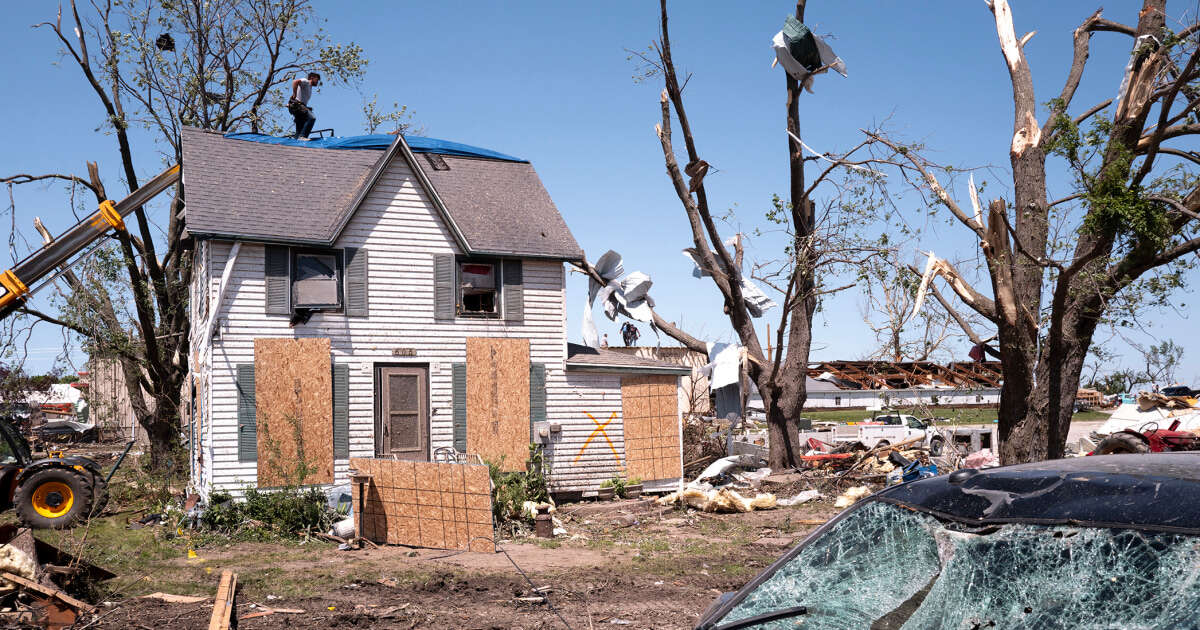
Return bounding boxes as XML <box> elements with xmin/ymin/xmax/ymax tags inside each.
<box><xmin>350</xmin><ymin>458</ymin><xmax>494</xmax><ymax>553</ymax></box>
<box><xmin>621</xmin><ymin>375</ymin><xmax>683</xmax><ymax>482</ymax></box>
<box><xmin>255</xmin><ymin>337</ymin><xmax>333</xmax><ymax>486</ymax></box>
<box><xmin>466</xmin><ymin>338</ymin><xmax>530</xmax><ymax>472</ymax></box>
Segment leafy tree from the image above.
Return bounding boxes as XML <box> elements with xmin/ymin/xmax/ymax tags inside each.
<box><xmin>875</xmin><ymin>0</ymin><xmax>1200</xmax><ymax>462</ymax></box>
<box><xmin>2</xmin><ymin>0</ymin><xmax>372</xmax><ymax>469</ymax></box>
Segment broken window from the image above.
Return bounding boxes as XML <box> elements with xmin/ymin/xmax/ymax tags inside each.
<box><xmin>293</xmin><ymin>250</ymin><xmax>342</xmax><ymax>309</ymax></box>
<box><xmin>712</xmin><ymin>500</ymin><xmax>1200</xmax><ymax>629</ymax></box>
<box><xmin>458</xmin><ymin>260</ymin><xmax>498</xmax><ymax>316</ymax></box>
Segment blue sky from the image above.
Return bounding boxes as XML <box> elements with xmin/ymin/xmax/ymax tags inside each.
<box><xmin>1</xmin><ymin>1</ymin><xmax>1197</xmax><ymax>385</ymax></box>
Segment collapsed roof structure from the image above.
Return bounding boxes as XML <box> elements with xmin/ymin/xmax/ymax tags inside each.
<box><xmin>807</xmin><ymin>361</ymin><xmax>1003</xmax><ymax>390</ymax></box>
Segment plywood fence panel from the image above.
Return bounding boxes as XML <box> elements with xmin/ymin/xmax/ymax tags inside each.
<box><xmin>621</xmin><ymin>375</ymin><xmax>682</xmax><ymax>481</ymax></box>
<box><xmin>255</xmin><ymin>338</ymin><xmax>334</xmax><ymax>486</ymax></box>
<box><xmin>466</xmin><ymin>338</ymin><xmax>530</xmax><ymax>472</ymax></box>
<box><xmin>350</xmin><ymin>458</ymin><xmax>494</xmax><ymax>552</ymax></box>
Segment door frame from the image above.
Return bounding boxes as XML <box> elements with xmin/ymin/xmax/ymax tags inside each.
<box><xmin>373</xmin><ymin>362</ymin><xmax>431</xmax><ymax>460</ymax></box>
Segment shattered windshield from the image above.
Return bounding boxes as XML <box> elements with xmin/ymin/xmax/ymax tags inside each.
<box><xmin>714</xmin><ymin>500</ymin><xmax>1200</xmax><ymax>629</ymax></box>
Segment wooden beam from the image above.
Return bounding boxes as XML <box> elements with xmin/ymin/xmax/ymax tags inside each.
<box><xmin>208</xmin><ymin>570</ymin><xmax>237</xmax><ymax>630</ymax></box>
<box><xmin>0</xmin><ymin>571</ymin><xmax>92</xmax><ymax>613</ymax></box>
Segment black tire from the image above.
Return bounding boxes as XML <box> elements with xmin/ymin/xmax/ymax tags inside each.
<box><xmin>930</xmin><ymin>437</ymin><xmax>945</xmax><ymax>457</ymax></box>
<box><xmin>1095</xmin><ymin>432</ymin><xmax>1151</xmax><ymax>455</ymax></box>
<box><xmin>875</xmin><ymin>440</ymin><xmax>890</xmax><ymax>449</ymax></box>
<box><xmin>14</xmin><ymin>467</ymin><xmax>95</xmax><ymax>529</ymax></box>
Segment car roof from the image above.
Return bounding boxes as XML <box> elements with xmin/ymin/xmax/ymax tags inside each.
<box><xmin>877</xmin><ymin>453</ymin><xmax>1200</xmax><ymax>534</ymax></box>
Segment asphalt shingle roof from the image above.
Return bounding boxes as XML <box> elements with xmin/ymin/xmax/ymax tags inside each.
<box><xmin>181</xmin><ymin>127</ymin><xmax>583</xmax><ymax>259</ymax></box>
<box><xmin>565</xmin><ymin>343</ymin><xmax>691</xmax><ymax>374</ymax></box>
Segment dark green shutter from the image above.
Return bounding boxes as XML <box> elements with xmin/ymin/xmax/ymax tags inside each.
<box><xmin>264</xmin><ymin>245</ymin><xmax>290</xmax><ymax>315</ymax></box>
<box><xmin>344</xmin><ymin>247</ymin><xmax>368</xmax><ymax>317</ymax></box>
<box><xmin>503</xmin><ymin>259</ymin><xmax>523</xmax><ymax>322</ymax></box>
<box><xmin>434</xmin><ymin>254</ymin><xmax>455</xmax><ymax>320</ymax></box>
<box><xmin>452</xmin><ymin>363</ymin><xmax>467</xmax><ymax>452</ymax></box>
<box><xmin>332</xmin><ymin>363</ymin><xmax>349</xmax><ymax>458</ymax></box>
<box><xmin>237</xmin><ymin>364</ymin><xmax>257</xmax><ymax>461</ymax></box>
<box><xmin>529</xmin><ymin>363</ymin><xmax>546</xmax><ymax>438</ymax></box>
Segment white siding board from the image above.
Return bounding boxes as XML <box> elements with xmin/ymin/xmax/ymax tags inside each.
<box><xmin>197</xmin><ymin>155</ymin><xmax>582</xmax><ymax>495</ymax></box>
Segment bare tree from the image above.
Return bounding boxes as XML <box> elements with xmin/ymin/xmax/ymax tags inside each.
<box><xmin>859</xmin><ymin>253</ymin><xmax>962</xmax><ymax>362</ymax></box>
<box><xmin>2</xmin><ymin>0</ymin><xmax>370</xmax><ymax>469</ymax></box>
<box><xmin>874</xmin><ymin>0</ymin><xmax>1200</xmax><ymax>462</ymax></box>
<box><xmin>579</xmin><ymin>0</ymin><xmax>899</xmax><ymax>469</ymax></box>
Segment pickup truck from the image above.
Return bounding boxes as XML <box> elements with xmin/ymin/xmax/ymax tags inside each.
<box><xmin>829</xmin><ymin>414</ymin><xmax>945</xmax><ymax>455</ymax></box>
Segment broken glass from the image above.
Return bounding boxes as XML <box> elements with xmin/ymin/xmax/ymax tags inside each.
<box><xmin>714</xmin><ymin>500</ymin><xmax>1200</xmax><ymax>629</ymax></box>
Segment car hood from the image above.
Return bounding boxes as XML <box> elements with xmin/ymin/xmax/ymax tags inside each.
<box><xmin>877</xmin><ymin>453</ymin><xmax>1200</xmax><ymax>534</ymax></box>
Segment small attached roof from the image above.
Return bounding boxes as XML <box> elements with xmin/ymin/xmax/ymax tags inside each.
<box><xmin>181</xmin><ymin>128</ymin><xmax>584</xmax><ymax>260</ymax></box>
<box><xmin>566</xmin><ymin>343</ymin><xmax>692</xmax><ymax>376</ymax></box>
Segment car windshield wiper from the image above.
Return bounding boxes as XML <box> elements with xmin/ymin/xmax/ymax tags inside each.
<box><xmin>711</xmin><ymin>605</ymin><xmax>808</xmax><ymax>630</ymax></box>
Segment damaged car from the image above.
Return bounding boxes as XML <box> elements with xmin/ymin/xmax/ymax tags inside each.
<box><xmin>697</xmin><ymin>453</ymin><xmax>1200</xmax><ymax>629</ymax></box>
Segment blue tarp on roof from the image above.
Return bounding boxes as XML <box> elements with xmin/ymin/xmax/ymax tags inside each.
<box><xmin>222</xmin><ymin>132</ymin><xmax>526</xmax><ymax>162</ymax></box>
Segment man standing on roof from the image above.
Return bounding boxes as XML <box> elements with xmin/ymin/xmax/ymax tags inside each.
<box><xmin>288</xmin><ymin>72</ymin><xmax>320</xmax><ymax>139</ymax></box>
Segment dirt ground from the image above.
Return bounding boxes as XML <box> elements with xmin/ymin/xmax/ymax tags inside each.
<box><xmin>64</xmin><ymin>484</ymin><xmax>838</xmax><ymax>630</ymax></box>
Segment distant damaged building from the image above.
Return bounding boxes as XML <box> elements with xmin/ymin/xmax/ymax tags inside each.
<box><xmin>800</xmin><ymin>361</ymin><xmax>1003</xmax><ymax>410</ymax></box>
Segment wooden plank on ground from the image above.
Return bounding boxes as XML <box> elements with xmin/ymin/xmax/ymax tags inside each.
<box><xmin>254</xmin><ymin>337</ymin><xmax>333</xmax><ymax>486</ymax></box>
<box><xmin>465</xmin><ymin>338</ymin><xmax>530</xmax><ymax>471</ymax></box>
<box><xmin>0</xmin><ymin>571</ymin><xmax>92</xmax><ymax>612</ymax></box>
<box><xmin>208</xmin><ymin>570</ymin><xmax>237</xmax><ymax>630</ymax></box>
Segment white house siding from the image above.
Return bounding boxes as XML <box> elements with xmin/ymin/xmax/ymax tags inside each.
<box><xmin>194</xmin><ymin>155</ymin><xmax>593</xmax><ymax>496</ymax></box>
<box><xmin>543</xmin><ymin>371</ymin><xmax>624</xmax><ymax>493</ymax></box>
<box><xmin>803</xmin><ymin>388</ymin><xmax>1002</xmax><ymax>410</ymax></box>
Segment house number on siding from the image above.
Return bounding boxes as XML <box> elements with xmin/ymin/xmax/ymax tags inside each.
<box><xmin>391</xmin><ymin>348</ymin><xmax>417</xmax><ymax>357</ymax></box>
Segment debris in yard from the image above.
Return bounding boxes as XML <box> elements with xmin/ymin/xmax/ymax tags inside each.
<box><xmin>777</xmin><ymin>489</ymin><xmax>821</xmax><ymax>506</ymax></box>
<box><xmin>963</xmin><ymin>449</ymin><xmax>1000</xmax><ymax>469</ymax></box>
<box><xmin>140</xmin><ymin>592</ymin><xmax>208</xmax><ymax>604</ymax></box>
<box><xmin>240</xmin><ymin>605</ymin><xmax>306</xmax><ymax>620</ymax></box>
<box><xmin>656</xmin><ymin>487</ymin><xmax>777</xmax><ymax>513</ymax></box>
<box><xmin>833</xmin><ymin>486</ymin><xmax>871</xmax><ymax>508</ymax></box>
<box><xmin>1</xmin><ymin>570</ymin><xmax>94</xmax><ymax>630</ymax></box>
<box><xmin>0</xmin><ymin>543</ymin><xmax>38</xmax><ymax>591</ymax></box>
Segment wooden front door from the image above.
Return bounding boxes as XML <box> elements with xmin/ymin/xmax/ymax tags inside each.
<box><xmin>376</xmin><ymin>366</ymin><xmax>428</xmax><ymax>460</ymax></box>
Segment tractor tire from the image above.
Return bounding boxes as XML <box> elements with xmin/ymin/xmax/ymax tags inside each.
<box><xmin>1095</xmin><ymin>433</ymin><xmax>1151</xmax><ymax>455</ymax></box>
<box><xmin>930</xmin><ymin>437</ymin><xmax>945</xmax><ymax>457</ymax></box>
<box><xmin>14</xmin><ymin>467</ymin><xmax>95</xmax><ymax>529</ymax></box>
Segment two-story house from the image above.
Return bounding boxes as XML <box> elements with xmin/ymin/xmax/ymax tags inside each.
<box><xmin>182</xmin><ymin>128</ymin><xmax>688</xmax><ymax>499</ymax></box>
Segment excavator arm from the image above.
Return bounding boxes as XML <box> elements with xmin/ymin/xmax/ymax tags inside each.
<box><xmin>0</xmin><ymin>164</ymin><xmax>181</xmax><ymax>320</ymax></box>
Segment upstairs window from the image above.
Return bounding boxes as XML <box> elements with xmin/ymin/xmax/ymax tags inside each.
<box><xmin>458</xmin><ymin>261</ymin><xmax>498</xmax><ymax>316</ymax></box>
<box><xmin>293</xmin><ymin>250</ymin><xmax>342</xmax><ymax>310</ymax></box>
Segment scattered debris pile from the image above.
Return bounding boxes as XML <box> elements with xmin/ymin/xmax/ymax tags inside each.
<box><xmin>0</xmin><ymin>524</ymin><xmax>113</xmax><ymax>629</ymax></box>
<box><xmin>1137</xmin><ymin>391</ymin><xmax>1198</xmax><ymax>411</ymax></box>
<box><xmin>657</xmin><ymin>455</ymin><xmax>780</xmax><ymax>513</ymax></box>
